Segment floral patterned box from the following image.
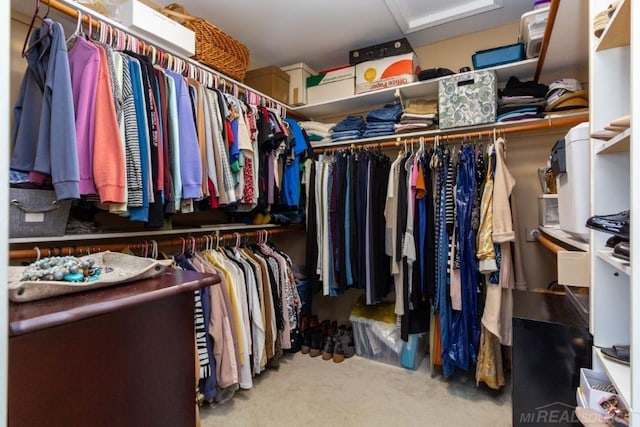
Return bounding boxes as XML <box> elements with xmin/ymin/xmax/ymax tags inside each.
<box><xmin>438</xmin><ymin>70</ymin><xmax>497</xmax><ymax>129</ymax></box>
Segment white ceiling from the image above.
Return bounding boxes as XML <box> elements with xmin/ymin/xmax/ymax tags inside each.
<box><xmin>152</xmin><ymin>0</ymin><xmax>534</xmax><ymax>72</ymax></box>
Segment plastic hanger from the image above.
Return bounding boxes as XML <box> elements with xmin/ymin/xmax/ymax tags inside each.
<box><xmin>22</xmin><ymin>0</ymin><xmax>51</xmax><ymax>58</ymax></box>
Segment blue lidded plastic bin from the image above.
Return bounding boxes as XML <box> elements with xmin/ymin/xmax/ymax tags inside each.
<box><xmin>472</xmin><ymin>43</ymin><xmax>525</xmax><ymax>70</ymax></box>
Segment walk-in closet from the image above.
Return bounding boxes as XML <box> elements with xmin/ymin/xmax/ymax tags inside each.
<box><xmin>1</xmin><ymin>0</ymin><xmax>637</xmax><ymax>426</ymax></box>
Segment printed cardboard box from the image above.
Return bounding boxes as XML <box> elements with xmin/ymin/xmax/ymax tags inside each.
<box><xmin>355</xmin><ymin>53</ymin><xmax>420</xmax><ymax>93</ymax></box>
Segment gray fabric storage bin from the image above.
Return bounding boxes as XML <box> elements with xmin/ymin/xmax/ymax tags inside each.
<box><xmin>9</xmin><ymin>188</ymin><xmax>71</xmax><ymax>238</ymax></box>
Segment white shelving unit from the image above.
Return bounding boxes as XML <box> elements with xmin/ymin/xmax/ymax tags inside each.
<box><xmin>292</xmin><ymin>58</ymin><xmax>538</xmax><ymax>119</ymax></box>
<box><xmin>596</xmin><ymin>248</ymin><xmax>631</xmax><ymax>276</ymax></box>
<box><xmin>588</xmin><ymin>0</ymin><xmax>636</xmax><ymax>419</ymax></box>
<box><xmin>595</xmin><ymin>348</ymin><xmax>631</xmax><ymax>410</ymax></box>
<box><xmin>594</xmin><ymin>127</ymin><xmax>631</xmax><ymax>154</ymax></box>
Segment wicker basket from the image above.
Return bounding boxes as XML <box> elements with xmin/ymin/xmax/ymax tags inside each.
<box><xmin>162</xmin><ymin>3</ymin><xmax>250</xmax><ymax>81</ymax></box>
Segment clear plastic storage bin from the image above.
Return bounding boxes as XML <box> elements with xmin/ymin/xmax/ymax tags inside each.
<box><xmin>349</xmin><ymin>297</ymin><xmax>427</xmax><ymax>370</ymax></box>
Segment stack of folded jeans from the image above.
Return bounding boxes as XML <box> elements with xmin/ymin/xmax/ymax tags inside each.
<box><xmin>331</xmin><ymin>115</ymin><xmax>366</xmax><ymax>142</ymax></box>
<box><xmin>362</xmin><ymin>103</ymin><xmax>402</xmax><ymax>138</ymax></box>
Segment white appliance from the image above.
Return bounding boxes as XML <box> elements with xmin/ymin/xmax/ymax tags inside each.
<box><xmin>556</xmin><ymin>122</ymin><xmax>590</xmax><ymax>241</ymax></box>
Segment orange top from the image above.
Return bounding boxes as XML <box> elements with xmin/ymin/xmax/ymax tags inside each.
<box><xmin>93</xmin><ymin>46</ymin><xmax>126</xmax><ymax>204</ymax></box>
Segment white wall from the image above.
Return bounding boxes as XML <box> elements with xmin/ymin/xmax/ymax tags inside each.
<box><xmin>1</xmin><ymin>0</ymin><xmax>9</xmax><ymax>425</ymax></box>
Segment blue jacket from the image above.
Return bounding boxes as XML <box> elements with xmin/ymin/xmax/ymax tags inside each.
<box><xmin>11</xmin><ymin>19</ymin><xmax>79</xmax><ymax>200</ymax></box>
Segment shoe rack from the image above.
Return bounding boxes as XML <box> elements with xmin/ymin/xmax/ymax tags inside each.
<box><xmin>588</xmin><ymin>0</ymin><xmax>636</xmax><ymax>418</ymax></box>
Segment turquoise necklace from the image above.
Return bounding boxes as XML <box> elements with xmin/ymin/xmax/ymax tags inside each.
<box><xmin>21</xmin><ymin>256</ymin><xmax>101</xmax><ymax>282</ymax></box>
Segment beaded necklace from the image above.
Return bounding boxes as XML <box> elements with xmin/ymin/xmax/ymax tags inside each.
<box><xmin>21</xmin><ymin>256</ymin><xmax>101</xmax><ymax>282</ymax></box>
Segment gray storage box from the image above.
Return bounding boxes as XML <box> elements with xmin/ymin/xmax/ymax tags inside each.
<box><xmin>9</xmin><ymin>188</ymin><xmax>71</xmax><ymax>238</ymax></box>
<box><xmin>438</xmin><ymin>70</ymin><xmax>497</xmax><ymax>129</ymax></box>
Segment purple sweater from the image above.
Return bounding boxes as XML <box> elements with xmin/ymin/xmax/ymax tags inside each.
<box><xmin>68</xmin><ymin>37</ymin><xmax>101</xmax><ymax>195</ymax></box>
<box><xmin>167</xmin><ymin>71</ymin><xmax>202</xmax><ymax>199</ymax></box>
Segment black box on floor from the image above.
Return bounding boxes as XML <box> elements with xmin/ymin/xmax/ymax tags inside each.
<box><xmin>349</xmin><ymin>38</ymin><xmax>414</xmax><ymax>65</ymax></box>
<box><xmin>512</xmin><ymin>290</ymin><xmax>592</xmax><ymax>427</ymax></box>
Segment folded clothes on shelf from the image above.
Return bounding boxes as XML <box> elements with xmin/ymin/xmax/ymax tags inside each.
<box><xmin>364</xmin><ymin>122</ymin><xmax>395</xmax><ymax>131</ymax></box>
<box><xmin>499</xmin><ymin>76</ymin><xmax>549</xmax><ymax>99</ymax></box>
<box><xmin>366</xmin><ymin>104</ymin><xmax>403</xmax><ymax>123</ymax></box>
<box><xmin>545</xmin><ymin>78</ymin><xmax>589</xmax><ymax>112</ymax></box>
<box><xmin>333</xmin><ymin>115</ymin><xmax>366</xmax><ymax>132</ymax></box>
<box><xmin>403</xmin><ymin>98</ymin><xmax>438</xmax><ymax>115</ymax></box>
<box><xmin>497</xmin><ymin>107</ymin><xmax>543</xmax><ymax>122</ymax></box>
<box><xmin>361</xmin><ymin>129</ymin><xmax>395</xmax><ymax>139</ymax></box>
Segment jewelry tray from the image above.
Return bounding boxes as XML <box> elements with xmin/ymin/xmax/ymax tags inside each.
<box><xmin>8</xmin><ymin>251</ymin><xmax>173</xmax><ymax>303</ymax></box>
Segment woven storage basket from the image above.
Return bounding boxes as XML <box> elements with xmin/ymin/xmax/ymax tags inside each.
<box><xmin>162</xmin><ymin>3</ymin><xmax>249</xmax><ymax>81</ymax></box>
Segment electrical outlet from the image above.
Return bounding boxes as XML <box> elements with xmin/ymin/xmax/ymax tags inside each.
<box><xmin>525</xmin><ymin>227</ymin><xmax>538</xmax><ymax>242</ymax></box>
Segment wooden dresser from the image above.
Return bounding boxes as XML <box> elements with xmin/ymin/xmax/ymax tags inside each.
<box><xmin>8</xmin><ymin>269</ymin><xmax>219</xmax><ymax>427</ymax></box>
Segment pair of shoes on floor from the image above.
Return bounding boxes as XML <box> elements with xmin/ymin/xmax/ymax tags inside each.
<box><xmin>301</xmin><ymin>317</ymin><xmax>327</xmax><ymax>356</ymax></box>
<box><xmin>211</xmin><ymin>383</ymin><xmax>240</xmax><ymax>406</ymax></box>
<box><xmin>309</xmin><ymin>320</ymin><xmax>336</xmax><ymax>357</ymax></box>
<box><xmin>322</xmin><ymin>325</ymin><xmax>355</xmax><ymax>363</ymax></box>
<box><xmin>586</xmin><ymin>210</ymin><xmax>629</xmax><ymax>240</ymax></box>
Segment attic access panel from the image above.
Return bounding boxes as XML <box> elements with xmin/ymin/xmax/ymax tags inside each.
<box><xmin>385</xmin><ymin>0</ymin><xmax>504</xmax><ymax>34</ymax></box>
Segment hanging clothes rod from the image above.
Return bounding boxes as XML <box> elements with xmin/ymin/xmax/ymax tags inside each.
<box><xmin>530</xmin><ymin>229</ymin><xmax>566</xmax><ymax>254</ymax></box>
<box><xmin>38</xmin><ymin>0</ymin><xmax>288</xmax><ymax>115</ymax></box>
<box><xmin>313</xmin><ymin>113</ymin><xmax>587</xmax><ymax>152</ymax></box>
<box><xmin>9</xmin><ymin>227</ymin><xmax>298</xmax><ymax>260</ymax></box>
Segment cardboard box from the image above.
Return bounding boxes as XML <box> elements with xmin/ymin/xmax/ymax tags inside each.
<box><xmin>244</xmin><ymin>66</ymin><xmax>290</xmax><ymax>104</ymax></box>
<box><xmin>306</xmin><ymin>65</ymin><xmax>355</xmax><ymax>87</ymax></box>
<box><xmin>281</xmin><ymin>62</ymin><xmax>316</xmax><ymax>106</ymax></box>
<box><xmin>355</xmin><ymin>53</ymin><xmax>420</xmax><ymax>93</ymax></box>
<box><xmin>117</xmin><ymin>0</ymin><xmax>195</xmax><ymax>57</ymax></box>
<box><xmin>438</xmin><ymin>70</ymin><xmax>497</xmax><ymax>129</ymax></box>
<box><xmin>356</xmin><ymin>74</ymin><xmax>416</xmax><ymax>94</ymax></box>
<box><xmin>307</xmin><ymin>79</ymin><xmax>355</xmax><ymax>105</ymax></box>
<box><xmin>306</xmin><ymin>66</ymin><xmax>355</xmax><ymax>104</ymax></box>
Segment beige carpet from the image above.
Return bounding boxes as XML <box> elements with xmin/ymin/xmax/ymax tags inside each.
<box><xmin>200</xmin><ymin>353</ymin><xmax>511</xmax><ymax>427</ymax></box>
